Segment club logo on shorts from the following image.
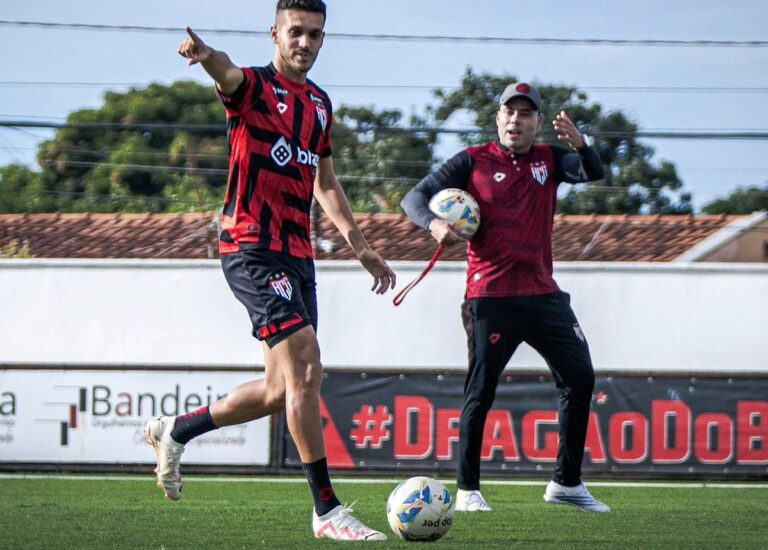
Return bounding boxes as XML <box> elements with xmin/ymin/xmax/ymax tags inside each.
<box><xmin>531</xmin><ymin>161</ymin><xmax>549</xmax><ymax>186</ymax></box>
<box><xmin>270</xmin><ymin>136</ymin><xmax>293</xmax><ymax>167</ymax></box>
<box><xmin>573</xmin><ymin>323</ymin><xmax>586</xmax><ymax>343</ymax></box>
<box><xmin>269</xmin><ymin>271</ymin><xmax>294</xmax><ymax>301</ymax></box>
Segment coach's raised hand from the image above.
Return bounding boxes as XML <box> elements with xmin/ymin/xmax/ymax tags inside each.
<box><xmin>178</xmin><ymin>27</ymin><xmax>213</xmax><ymax>65</ymax></box>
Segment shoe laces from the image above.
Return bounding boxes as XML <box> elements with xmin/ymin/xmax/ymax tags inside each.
<box><xmin>465</xmin><ymin>491</ymin><xmax>487</xmax><ymax>506</ymax></box>
<box><xmin>328</xmin><ymin>502</ymin><xmax>370</xmax><ymax>533</ymax></box>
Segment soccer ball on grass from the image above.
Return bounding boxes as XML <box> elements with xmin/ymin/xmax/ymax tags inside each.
<box><xmin>386</xmin><ymin>476</ymin><xmax>454</xmax><ymax>542</ymax></box>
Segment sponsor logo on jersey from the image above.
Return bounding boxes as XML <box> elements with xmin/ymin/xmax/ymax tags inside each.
<box><xmin>309</xmin><ymin>92</ymin><xmax>325</xmax><ymax>105</ymax></box>
<box><xmin>270</xmin><ymin>136</ymin><xmax>293</xmax><ymax>167</ymax></box>
<box><xmin>270</xmin><ymin>136</ymin><xmax>319</xmax><ymax>168</ymax></box>
<box><xmin>493</xmin><ymin>172</ymin><xmax>506</xmax><ymax>182</ymax></box>
<box><xmin>315</xmin><ymin>106</ymin><xmax>327</xmax><ymax>132</ymax></box>
<box><xmin>573</xmin><ymin>323</ymin><xmax>586</xmax><ymax>343</ymax></box>
<box><xmin>297</xmin><ymin>147</ymin><xmax>319</xmax><ymax>167</ymax></box>
<box><xmin>272</xmin><ymin>85</ymin><xmax>289</xmax><ymax>97</ymax></box>
<box><xmin>269</xmin><ymin>271</ymin><xmax>294</xmax><ymax>301</ymax></box>
<box><xmin>531</xmin><ymin>162</ymin><xmax>549</xmax><ymax>186</ymax></box>
<box><xmin>277</xmin><ymin>102</ymin><xmax>288</xmax><ymax>114</ymax></box>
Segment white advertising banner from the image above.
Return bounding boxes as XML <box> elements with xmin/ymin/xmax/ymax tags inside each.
<box><xmin>0</xmin><ymin>369</ymin><xmax>270</xmax><ymax>465</ymax></box>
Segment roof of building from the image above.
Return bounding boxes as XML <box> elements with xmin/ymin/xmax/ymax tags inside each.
<box><xmin>0</xmin><ymin>211</ymin><xmax>748</xmax><ymax>262</ymax></box>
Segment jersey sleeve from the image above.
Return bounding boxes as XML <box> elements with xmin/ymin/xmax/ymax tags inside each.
<box><xmin>552</xmin><ymin>144</ymin><xmax>605</xmax><ymax>184</ymax></box>
<box><xmin>318</xmin><ymin>97</ymin><xmax>333</xmax><ymax>158</ymax></box>
<box><xmin>215</xmin><ymin>67</ymin><xmax>261</xmax><ymax>117</ymax></box>
<box><xmin>401</xmin><ymin>150</ymin><xmax>474</xmax><ymax>231</ymax></box>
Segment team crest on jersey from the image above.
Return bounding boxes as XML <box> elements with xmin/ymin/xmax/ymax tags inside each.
<box><xmin>270</xmin><ymin>136</ymin><xmax>292</xmax><ymax>167</ymax></box>
<box><xmin>277</xmin><ymin>102</ymin><xmax>288</xmax><ymax>114</ymax></box>
<box><xmin>531</xmin><ymin>161</ymin><xmax>549</xmax><ymax>186</ymax></box>
<box><xmin>315</xmin><ymin>106</ymin><xmax>327</xmax><ymax>132</ymax></box>
<box><xmin>269</xmin><ymin>271</ymin><xmax>293</xmax><ymax>301</ymax></box>
<box><xmin>493</xmin><ymin>172</ymin><xmax>506</xmax><ymax>182</ymax></box>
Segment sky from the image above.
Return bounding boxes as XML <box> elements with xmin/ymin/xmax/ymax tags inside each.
<box><xmin>1</xmin><ymin>0</ymin><xmax>767</xmax><ymax>212</ymax></box>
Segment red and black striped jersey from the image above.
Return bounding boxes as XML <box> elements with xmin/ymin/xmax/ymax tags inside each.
<box><xmin>217</xmin><ymin>63</ymin><xmax>333</xmax><ymax>258</ymax></box>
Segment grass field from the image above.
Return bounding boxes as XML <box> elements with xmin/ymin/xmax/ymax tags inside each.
<box><xmin>2</xmin><ymin>475</ymin><xmax>767</xmax><ymax>549</ymax></box>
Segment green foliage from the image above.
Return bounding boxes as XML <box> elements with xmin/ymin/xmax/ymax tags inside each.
<box><xmin>702</xmin><ymin>183</ymin><xmax>768</xmax><ymax>214</ymax></box>
<box><xmin>429</xmin><ymin>68</ymin><xmax>692</xmax><ymax>215</ymax></box>
<box><xmin>333</xmin><ymin>106</ymin><xmax>437</xmax><ymax>212</ymax></box>
<box><xmin>3</xmin><ymin>72</ymin><xmax>696</xmax><ymax>215</ymax></box>
<box><xmin>0</xmin><ymin>163</ymin><xmax>54</xmax><ymax>213</ymax></box>
<box><xmin>35</xmin><ymin>81</ymin><xmax>229</xmax><ymax>213</ymax></box>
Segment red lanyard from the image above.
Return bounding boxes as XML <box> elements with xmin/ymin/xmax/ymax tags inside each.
<box><xmin>392</xmin><ymin>243</ymin><xmax>445</xmax><ymax>306</ymax></box>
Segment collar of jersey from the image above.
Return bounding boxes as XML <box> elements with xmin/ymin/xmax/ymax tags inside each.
<box><xmin>493</xmin><ymin>139</ymin><xmax>536</xmax><ymax>159</ymax></box>
<box><xmin>267</xmin><ymin>62</ymin><xmax>311</xmax><ymax>91</ymax></box>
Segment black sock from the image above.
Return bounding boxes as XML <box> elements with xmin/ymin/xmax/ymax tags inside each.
<box><xmin>303</xmin><ymin>457</ymin><xmax>341</xmax><ymax>516</ymax></box>
<box><xmin>170</xmin><ymin>406</ymin><xmax>216</xmax><ymax>444</ymax></box>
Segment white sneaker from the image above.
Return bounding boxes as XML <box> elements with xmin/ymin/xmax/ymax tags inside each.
<box><xmin>543</xmin><ymin>481</ymin><xmax>610</xmax><ymax>513</ymax></box>
<box><xmin>144</xmin><ymin>416</ymin><xmax>184</xmax><ymax>501</ymax></box>
<box><xmin>454</xmin><ymin>489</ymin><xmax>492</xmax><ymax>512</ymax></box>
<box><xmin>313</xmin><ymin>504</ymin><xmax>387</xmax><ymax>541</ymax></box>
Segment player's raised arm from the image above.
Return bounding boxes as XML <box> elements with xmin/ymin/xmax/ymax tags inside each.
<box><xmin>552</xmin><ymin>110</ymin><xmax>604</xmax><ymax>182</ymax></box>
<box><xmin>177</xmin><ymin>26</ymin><xmax>244</xmax><ymax>96</ymax></box>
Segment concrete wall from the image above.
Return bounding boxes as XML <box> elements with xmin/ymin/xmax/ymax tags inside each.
<box><xmin>1</xmin><ymin>259</ymin><xmax>767</xmax><ymax>372</ymax></box>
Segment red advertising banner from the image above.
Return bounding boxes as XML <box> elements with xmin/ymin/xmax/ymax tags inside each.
<box><xmin>282</xmin><ymin>372</ymin><xmax>768</xmax><ymax>478</ymax></box>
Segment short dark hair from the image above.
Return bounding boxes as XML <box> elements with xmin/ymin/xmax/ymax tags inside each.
<box><xmin>276</xmin><ymin>0</ymin><xmax>327</xmax><ymax>22</ymax></box>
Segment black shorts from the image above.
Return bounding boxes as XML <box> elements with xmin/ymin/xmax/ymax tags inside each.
<box><xmin>221</xmin><ymin>248</ymin><xmax>318</xmax><ymax>348</ymax></box>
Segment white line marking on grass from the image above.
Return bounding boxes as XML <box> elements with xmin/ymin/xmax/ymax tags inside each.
<box><xmin>0</xmin><ymin>474</ymin><xmax>766</xmax><ymax>489</ymax></box>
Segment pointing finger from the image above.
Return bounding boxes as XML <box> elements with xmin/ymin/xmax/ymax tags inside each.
<box><xmin>186</xmin><ymin>26</ymin><xmax>202</xmax><ymax>44</ymax></box>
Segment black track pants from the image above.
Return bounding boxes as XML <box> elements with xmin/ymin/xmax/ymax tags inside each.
<box><xmin>457</xmin><ymin>292</ymin><xmax>595</xmax><ymax>490</ymax></box>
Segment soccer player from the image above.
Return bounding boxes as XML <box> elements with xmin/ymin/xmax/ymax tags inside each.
<box><xmin>145</xmin><ymin>1</ymin><xmax>395</xmax><ymax>541</ymax></box>
<box><xmin>401</xmin><ymin>83</ymin><xmax>610</xmax><ymax>513</ymax></box>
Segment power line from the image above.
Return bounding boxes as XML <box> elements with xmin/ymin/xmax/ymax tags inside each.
<box><xmin>2</xmin><ymin>81</ymin><xmax>768</xmax><ymax>95</ymax></box>
<box><xmin>1</xmin><ymin>20</ymin><xmax>767</xmax><ymax>48</ymax></box>
<box><xmin>36</xmin><ymin>158</ymin><xmax>768</xmax><ymax>194</ymax></box>
<box><xmin>3</xmin><ymin>120</ymin><xmax>768</xmax><ymax>140</ymax></box>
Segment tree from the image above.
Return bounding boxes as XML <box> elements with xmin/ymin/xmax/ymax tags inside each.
<box><xmin>0</xmin><ymin>163</ymin><xmax>51</xmax><ymax>213</ymax></box>
<box><xmin>702</xmin><ymin>184</ymin><xmax>768</xmax><ymax>214</ymax></box>
<box><xmin>37</xmin><ymin>81</ymin><xmax>229</xmax><ymax>213</ymax></box>
<box><xmin>2</xmin><ymin>72</ymin><xmax>698</xmax><ymax>215</ymax></box>
<box><xmin>428</xmin><ymin>68</ymin><xmax>693</xmax><ymax>215</ymax></box>
<box><xmin>10</xmin><ymin>82</ymin><xmax>433</xmax><ymax>214</ymax></box>
<box><xmin>332</xmin><ymin>106</ymin><xmax>437</xmax><ymax>212</ymax></box>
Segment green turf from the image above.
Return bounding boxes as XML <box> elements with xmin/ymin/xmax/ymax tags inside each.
<box><xmin>1</xmin><ymin>476</ymin><xmax>767</xmax><ymax>549</ymax></box>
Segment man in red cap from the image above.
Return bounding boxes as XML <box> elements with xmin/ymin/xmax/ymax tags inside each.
<box><xmin>402</xmin><ymin>82</ymin><xmax>610</xmax><ymax>513</ymax></box>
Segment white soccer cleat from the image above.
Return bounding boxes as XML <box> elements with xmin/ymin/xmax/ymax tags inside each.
<box><xmin>543</xmin><ymin>481</ymin><xmax>610</xmax><ymax>513</ymax></box>
<box><xmin>454</xmin><ymin>489</ymin><xmax>493</xmax><ymax>512</ymax></box>
<box><xmin>313</xmin><ymin>504</ymin><xmax>387</xmax><ymax>541</ymax></box>
<box><xmin>144</xmin><ymin>416</ymin><xmax>185</xmax><ymax>501</ymax></box>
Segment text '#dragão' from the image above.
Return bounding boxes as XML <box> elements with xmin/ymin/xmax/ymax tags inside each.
<box><xmin>388</xmin><ymin>396</ymin><xmax>767</xmax><ymax>466</ymax></box>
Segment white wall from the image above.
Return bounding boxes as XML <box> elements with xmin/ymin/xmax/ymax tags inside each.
<box><xmin>1</xmin><ymin>259</ymin><xmax>766</xmax><ymax>372</ymax></box>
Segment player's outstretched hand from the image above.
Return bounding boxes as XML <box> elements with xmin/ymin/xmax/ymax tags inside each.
<box><xmin>553</xmin><ymin>111</ymin><xmax>585</xmax><ymax>149</ymax></box>
<box><xmin>358</xmin><ymin>249</ymin><xmax>397</xmax><ymax>294</ymax></box>
<box><xmin>178</xmin><ymin>27</ymin><xmax>213</xmax><ymax>66</ymax></box>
